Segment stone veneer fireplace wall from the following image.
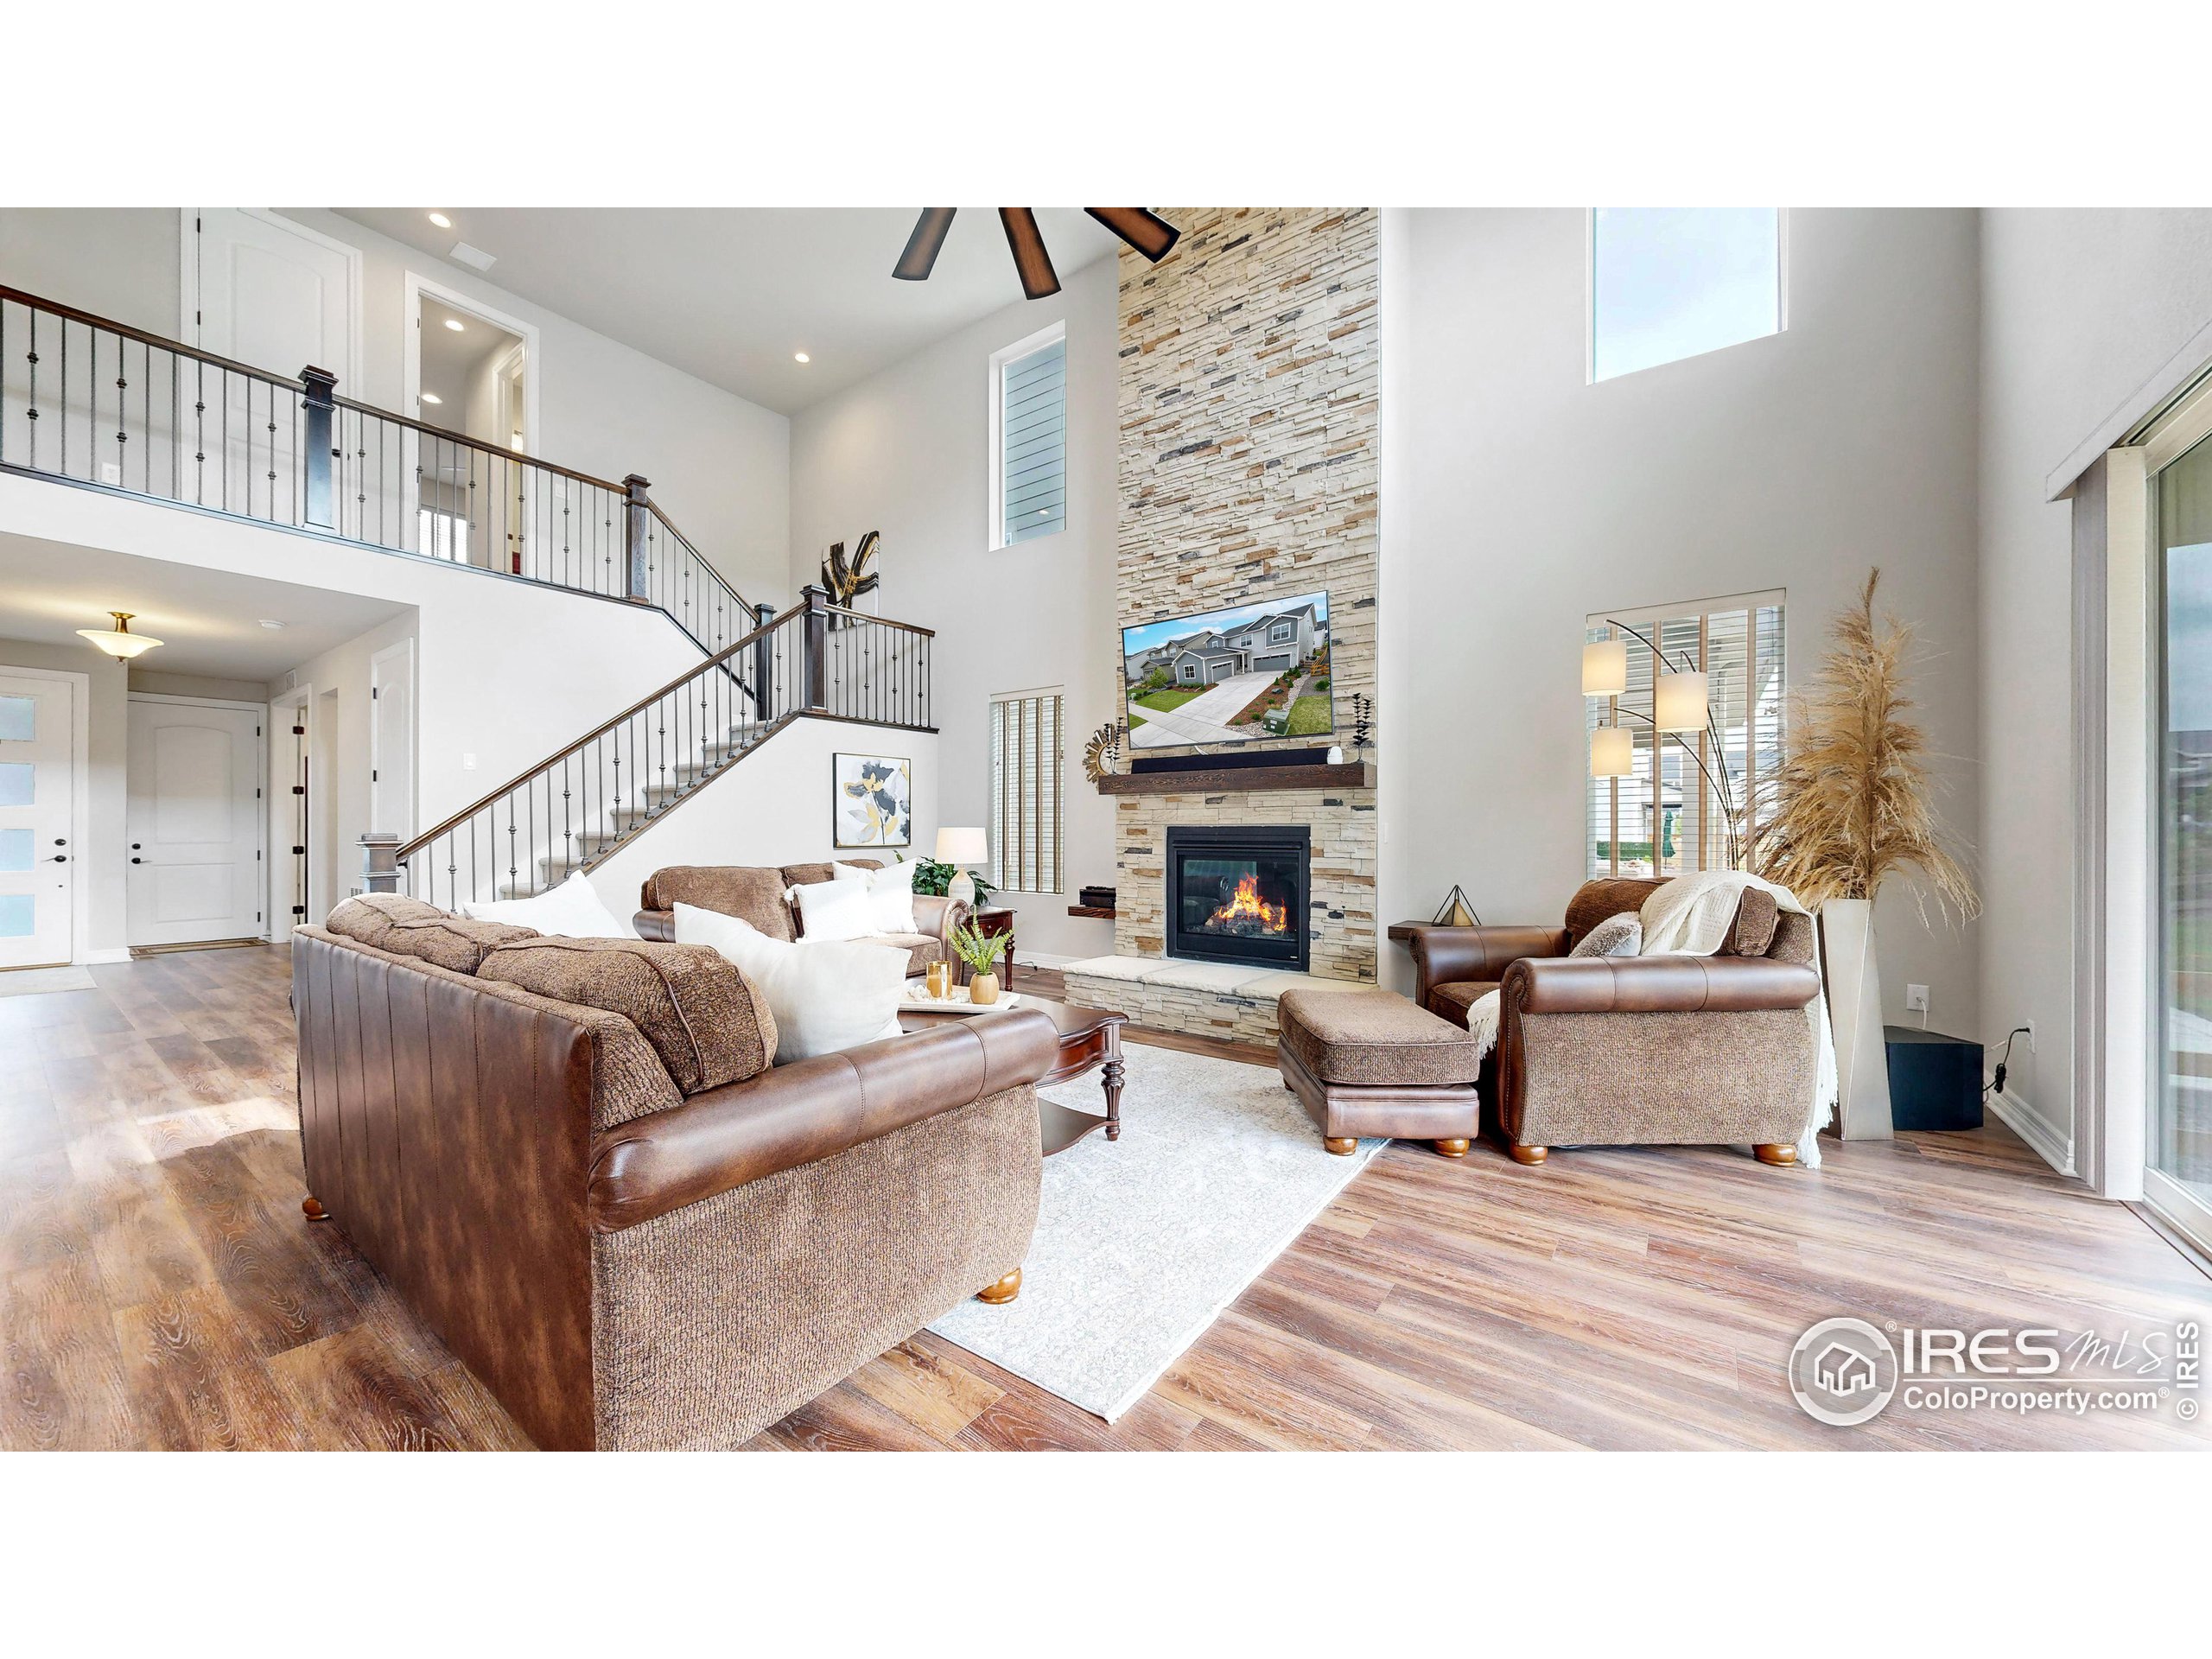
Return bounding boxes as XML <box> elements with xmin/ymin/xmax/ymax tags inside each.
<box><xmin>1100</xmin><ymin>207</ymin><xmax>1382</xmax><ymax>1018</ymax></box>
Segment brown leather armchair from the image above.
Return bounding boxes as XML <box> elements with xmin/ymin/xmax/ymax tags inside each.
<box><xmin>1400</xmin><ymin>878</ymin><xmax>1822</xmax><ymax>1166</ymax></box>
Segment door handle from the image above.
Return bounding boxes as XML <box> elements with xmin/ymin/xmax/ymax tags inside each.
<box><xmin>130</xmin><ymin>856</ymin><xmax>143</xmax><ymax>864</ymax></box>
<box><xmin>51</xmin><ymin>855</ymin><xmax>67</xmax><ymax>863</ymax></box>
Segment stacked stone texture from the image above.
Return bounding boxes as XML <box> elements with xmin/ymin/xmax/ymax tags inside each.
<box><xmin>1111</xmin><ymin>207</ymin><xmax>1381</xmax><ymax>1002</ymax></box>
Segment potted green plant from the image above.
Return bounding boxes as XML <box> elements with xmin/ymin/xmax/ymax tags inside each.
<box><xmin>901</xmin><ymin>855</ymin><xmax>995</xmax><ymax>910</ymax></box>
<box><xmin>947</xmin><ymin>917</ymin><xmax>1012</xmax><ymax>1006</ymax></box>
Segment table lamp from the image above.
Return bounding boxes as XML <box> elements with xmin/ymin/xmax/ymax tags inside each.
<box><xmin>935</xmin><ymin>826</ymin><xmax>988</xmax><ymax>912</ymax></box>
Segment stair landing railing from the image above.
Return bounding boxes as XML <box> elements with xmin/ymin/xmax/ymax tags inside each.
<box><xmin>0</xmin><ymin>282</ymin><xmax>760</xmax><ymax>659</ymax></box>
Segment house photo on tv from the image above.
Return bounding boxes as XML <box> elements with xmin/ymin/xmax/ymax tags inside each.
<box><xmin>1120</xmin><ymin>590</ymin><xmax>1333</xmax><ymax>749</ymax></box>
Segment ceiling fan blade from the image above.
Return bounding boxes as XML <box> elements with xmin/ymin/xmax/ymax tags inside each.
<box><xmin>999</xmin><ymin>208</ymin><xmax>1061</xmax><ymax>300</ymax></box>
<box><xmin>1084</xmin><ymin>207</ymin><xmax>1180</xmax><ymax>263</ymax></box>
<box><xmin>893</xmin><ymin>208</ymin><xmax>957</xmax><ymax>281</ymax></box>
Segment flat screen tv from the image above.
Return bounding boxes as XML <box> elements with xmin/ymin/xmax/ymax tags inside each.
<box><xmin>1120</xmin><ymin>589</ymin><xmax>1333</xmax><ymax>749</ymax></box>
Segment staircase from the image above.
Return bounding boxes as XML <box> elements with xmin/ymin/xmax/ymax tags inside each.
<box><xmin>383</xmin><ymin>589</ymin><xmax>933</xmax><ymax>906</ymax></box>
<box><xmin>0</xmin><ymin>282</ymin><xmax>937</xmax><ymax>907</ymax></box>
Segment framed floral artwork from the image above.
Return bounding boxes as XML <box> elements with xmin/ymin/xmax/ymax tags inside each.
<box><xmin>833</xmin><ymin>753</ymin><xmax>912</xmax><ymax>848</ymax></box>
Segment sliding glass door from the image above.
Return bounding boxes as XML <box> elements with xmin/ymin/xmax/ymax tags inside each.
<box><xmin>2155</xmin><ymin>426</ymin><xmax>2212</xmax><ymax>1248</ymax></box>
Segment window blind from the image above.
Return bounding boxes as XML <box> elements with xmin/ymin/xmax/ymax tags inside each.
<box><xmin>1586</xmin><ymin>594</ymin><xmax>1784</xmax><ymax>879</ymax></box>
<box><xmin>1000</xmin><ymin>337</ymin><xmax>1066</xmax><ymax>546</ymax></box>
<box><xmin>988</xmin><ymin>689</ymin><xmax>1063</xmax><ymax>893</ymax></box>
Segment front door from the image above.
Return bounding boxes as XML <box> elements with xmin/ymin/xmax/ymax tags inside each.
<box><xmin>0</xmin><ymin>673</ymin><xmax>75</xmax><ymax>969</ymax></box>
<box><xmin>127</xmin><ymin>698</ymin><xmax>264</xmax><ymax>948</ymax></box>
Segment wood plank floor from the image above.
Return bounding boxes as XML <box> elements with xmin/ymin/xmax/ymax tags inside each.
<box><xmin>3</xmin><ymin>946</ymin><xmax>2205</xmax><ymax>1451</ymax></box>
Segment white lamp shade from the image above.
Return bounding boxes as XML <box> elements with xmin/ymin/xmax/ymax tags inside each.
<box><xmin>1654</xmin><ymin>671</ymin><xmax>1708</xmax><ymax>734</ymax></box>
<box><xmin>1581</xmin><ymin>639</ymin><xmax>1627</xmax><ymax>697</ymax></box>
<box><xmin>1590</xmin><ymin>724</ymin><xmax>1633</xmax><ymax>779</ymax></box>
<box><xmin>935</xmin><ymin>826</ymin><xmax>988</xmax><ymax>866</ymax></box>
<box><xmin>76</xmin><ymin>612</ymin><xmax>162</xmax><ymax>660</ymax></box>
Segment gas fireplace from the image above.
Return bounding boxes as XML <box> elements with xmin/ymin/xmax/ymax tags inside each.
<box><xmin>1165</xmin><ymin>825</ymin><xmax>1311</xmax><ymax>973</ymax></box>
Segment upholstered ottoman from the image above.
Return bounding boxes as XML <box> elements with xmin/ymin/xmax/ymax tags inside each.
<box><xmin>1276</xmin><ymin>988</ymin><xmax>1481</xmax><ymax>1159</ymax></box>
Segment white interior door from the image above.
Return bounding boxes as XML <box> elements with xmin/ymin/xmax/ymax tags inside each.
<box><xmin>127</xmin><ymin>698</ymin><xmax>264</xmax><ymax>948</ymax></box>
<box><xmin>188</xmin><ymin>208</ymin><xmax>359</xmax><ymax>383</ymax></box>
<box><xmin>0</xmin><ymin>674</ymin><xmax>76</xmax><ymax>969</ymax></box>
<box><xmin>370</xmin><ymin>640</ymin><xmax>415</xmax><ymax>837</ymax></box>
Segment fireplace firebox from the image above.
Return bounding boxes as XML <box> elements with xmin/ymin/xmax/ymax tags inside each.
<box><xmin>1165</xmin><ymin>825</ymin><xmax>1311</xmax><ymax>973</ymax></box>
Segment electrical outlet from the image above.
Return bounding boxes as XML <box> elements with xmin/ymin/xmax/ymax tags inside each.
<box><xmin>462</xmin><ymin>753</ymin><xmax>478</xmax><ymax>771</ymax></box>
<box><xmin>1905</xmin><ymin>983</ymin><xmax>1929</xmax><ymax>1014</ymax></box>
<box><xmin>99</xmin><ymin>461</ymin><xmax>122</xmax><ymax>486</ymax></box>
<box><xmin>2025</xmin><ymin>1019</ymin><xmax>2037</xmax><ymax>1053</ymax></box>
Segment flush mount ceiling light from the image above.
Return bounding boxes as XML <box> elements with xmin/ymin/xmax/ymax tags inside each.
<box><xmin>893</xmin><ymin>208</ymin><xmax>1180</xmax><ymax>302</ymax></box>
<box><xmin>77</xmin><ymin>611</ymin><xmax>162</xmax><ymax>660</ymax></box>
<box><xmin>443</xmin><ymin>317</ymin><xmax>465</xmax><ymax>332</ymax></box>
<box><xmin>420</xmin><ymin>391</ymin><xmax>443</xmax><ymax>404</ymax></box>
<box><xmin>258</xmin><ymin>620</ymin><xmax>285</xmax><ymax>630</ymax></box>
<box><xmin>793</xmin><ymin>351</ymin><xmax>810</xmax><ymax>364</ymax></box>
<box><xmin>428</xmin><ymin>211</ymin><xmax>452</xmax><ymax>228</ymax></box>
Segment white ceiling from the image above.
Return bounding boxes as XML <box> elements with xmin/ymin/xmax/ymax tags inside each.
<box><xmin>0</xmin><ymin>534</ymin><xmax>410</xmax><ymax>679</ymax></box>
<box><xmin>330</xmin><ymin>208</ymin><xmax>1122</xmax><ymax>416</ymax></box>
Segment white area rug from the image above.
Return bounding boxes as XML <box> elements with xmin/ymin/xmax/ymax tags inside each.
<box><xmin>0</xmin><ymin>966</ymin><xmax>94</xmax><ymax>997</ymax></box>
<box><xmin>928</xmin><ymin>1041</ymin><xmax>1384</xmax><ymax>1421</ymax></box>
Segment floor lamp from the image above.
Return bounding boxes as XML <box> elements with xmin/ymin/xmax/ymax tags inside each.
<box><xmin>1583</xmin><ymin>627</ymin><xmax>1744</xmax><ymax>870</ymax></box>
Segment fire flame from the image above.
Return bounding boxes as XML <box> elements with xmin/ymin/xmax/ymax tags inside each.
<box><xmin>1208</xmin><ymin>871</ymin><xmax>1288</xmax><ymax>933</ymax></box>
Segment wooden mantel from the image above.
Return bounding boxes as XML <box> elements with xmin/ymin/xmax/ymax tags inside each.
<box><xmin>1094</xmin><ymin>760</ymin><xmax>1374</xmax><ymax>796</ymax></box>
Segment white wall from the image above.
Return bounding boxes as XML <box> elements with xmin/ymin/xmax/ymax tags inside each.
<box><xmin>1978</xmin><ymin>209</ymin><xmax>2212</xmax><ymax>1149</ymax></box>
<box><xmin>787</xmin><ymin>255</ymin><xmax>1120</xmax><ymax>964</ymax></box>
<box><xmin>0</xmin><ymin>207</ymin><xmax>791</xmax><ymax>606</ymax></box>
<box><xmin>1378</xmin><ymin>210</ymin><xmax>1986</xmax><ymax>1037</ymax></box>
<box><xmin>589</xmin><ymin>718</ymin><xmax>938</xmax><ymax>921</ymax></box>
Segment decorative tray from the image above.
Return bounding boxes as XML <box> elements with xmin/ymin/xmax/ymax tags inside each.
<box><xmin>901</xmin><ymin>985</ymin><xmax>1025</xmax><ymax>1013</ymax></box>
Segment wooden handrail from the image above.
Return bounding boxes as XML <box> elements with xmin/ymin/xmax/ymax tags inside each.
<box><xmin>330</xmin><ymin>393</ymin><xmax>627</xmax><ymax>494</ymax></box>
<box><xmin>822</xmin><ymin>604</ymin><xmax>936</xmax><ymax>639</ymax></box>
<box><xmin>394</xmin><ymin>601</ymin><xmax>802</xmax><ymax>862</ymax></box>
<box><xmin>0</xmin><ymin>282</ymin><xmax>308</xmax><ymax>390</ymax></box>
<box><xmin>645</xmin><ymin>497</ymin><xmax>755</xmax><ymax>617</ymax></box>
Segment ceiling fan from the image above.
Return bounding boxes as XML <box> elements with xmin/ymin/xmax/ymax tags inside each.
<box><xmin>893</xmin><ymin>208</ymin><xmax>1181</xmax><ymax>301</ymax></box>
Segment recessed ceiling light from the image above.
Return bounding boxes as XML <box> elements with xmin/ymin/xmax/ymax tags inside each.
<box><xmin>793</xmin><ymin>352</ymin><xmax>810</xmax><ymax>364</ymax></box>
<box><xmin>421</xmin><ymin>392</ymin><xmax>442</xmax><ymax>405</ymax></box>
<box><xmin>444</xmin><ymin>318</ymin><xmax>465</xmax><ymax>332</ymax></box>
<box><xmin>428</xmin><ymin>212</ymin><xmax>452</xmax><ymax>228</ymax></box>
<box><xmin>259</xmin><ymin>620</ymin><xmax>285</xmax><ymax>630</ymax></box>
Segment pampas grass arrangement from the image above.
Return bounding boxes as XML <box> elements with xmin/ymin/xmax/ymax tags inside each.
<box><xmin>1747</xmin><ymin>569</ymin><xmax>1978</xmax><ymax>925</ymax></box>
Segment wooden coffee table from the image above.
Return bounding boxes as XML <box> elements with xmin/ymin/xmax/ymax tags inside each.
<box><xmin>897</xmin><ymin>997</ymin><xmax>1127</xmax><ymax>1156</ymax></box>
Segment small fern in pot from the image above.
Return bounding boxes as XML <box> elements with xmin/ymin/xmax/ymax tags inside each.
<box><xmin>947</xmin><ymin>918</ymin><xmax>1013</xmax><ymax>1005</ymax></box>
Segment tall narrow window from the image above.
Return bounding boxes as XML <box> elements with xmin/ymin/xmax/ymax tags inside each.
<box><xmin>990</xmin><ymin>323</ymin><xmax>1066</xmax><ymax>549</ymax></box>
<box><xmin>1586</xmin><ymin>592</ymin><xmax>1784</xmax><ymax>879</ymax></box>
<box><xmin>988</xmin><ymin>688</ymin><xmax>1063</xmax><ymax>893</ymax></box>
<box><xmin>1591</xmin><ymin>208</ymin><xmax>1783</xmax><ymax>382</ymax></box>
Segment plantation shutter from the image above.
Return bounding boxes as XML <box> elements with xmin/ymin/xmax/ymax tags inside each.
<box><xmin>988</xmin><ymin>689</ymin><xmax>1063</xmax><ymax>893</ymax></box>
<box><xmin>1001</xmin><ymin>337</ymin><xmax>1066</xmax><ymax>545</ymax></box>
<box><xmin>1586</xmin><ymin>594</ymin><xmax>1784</xmax><ymax>878</ymax></box>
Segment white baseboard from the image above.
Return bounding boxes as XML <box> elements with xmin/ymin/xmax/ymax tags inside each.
<box><xmin>81</xmin><ymin>948</ymin><xmax>131</xmax><ymax>965</ymax></box>
<box><xmin>1988</xmin><ymin>1087</ymin><xmax>2075</xmax><ymax>1177</ymax></box>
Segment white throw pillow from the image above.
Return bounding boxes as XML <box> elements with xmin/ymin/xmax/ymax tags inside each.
<box><xmin>461</xmin><ymin>871</ymin><xmax>635</xmax><ymax>938</ymax></box>
<box><xmin>830</xmin><ymin>859</ymin><xmax>919</xmax><ymax>935</ymax></box>
<box><xmin>675</xmin><ymin>902</ymin><xmax>906</xmax><ymax>1064</ymax></box>
<box><xmin>1570</xmin><ymin>912</ymin><xmax>1643</xmax><ymax>958</ymax></box>
<box><xmin>787</xmin><ymin>877</ymin><xmax>878</xmax><ymax>943</ymax></box>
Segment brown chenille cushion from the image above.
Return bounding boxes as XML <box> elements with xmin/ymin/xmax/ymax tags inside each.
<box><xmin>1563</xmin><ymin>876</ymin><xmax>1668</xmax><ymax>948</ymax></box>
<box><xmin>325</xmin><ymin>893</ymin><xmax>537</xmax><ymax>974</ymax></box>
<box><xmin>637</xmin><ymin>867</ymin><xmax>799</xmax><ymax>942</ymax></box>
<box><xmin>1719</xmin><ymin>887</ymin><xmax>1780</xmax><ymax>958</ymax></box>
<box><xmin>477</xmin><ymin>936</ymin><xmax>776</xmax><ymax>1096</ymax></box>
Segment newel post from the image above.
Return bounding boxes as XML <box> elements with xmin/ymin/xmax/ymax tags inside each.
<box><xmin>753</xmin><ymin>600</ymin><xmax>777</xmax><ymax>718</ymax></box>
<box><xmin>801</xmin><ymin>585</ymin><xmax>830</xmax><ymax>714</ymax></box>
<box><xmin>623</xmin><ymin>474</ymin><xmax>652</xmax><ymax>601</ymax></box>
<box><xmin>301</xmin><ymin>365</ymin><xmax>338</xmax><ymax>530</ymax></box>
<box><xmin>360</xmin><ymin>831</ymin><xmax>401</xmax><ymax>895</ymax></box>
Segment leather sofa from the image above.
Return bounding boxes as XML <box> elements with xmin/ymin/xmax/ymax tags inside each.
<box><xmin>632</xmin><ymin>859</ymin><xmax>964</xmax><ymax>979</ymax></box>
<box><xmin>293</xmin><ymin>893</ymin><xmax>1055</xmax><ymax>1451</ymax></box>
<box><xmin>1400</xmin><ymin>877</ymin><xmax>1822</xmax><ymax>1165</ymax></box>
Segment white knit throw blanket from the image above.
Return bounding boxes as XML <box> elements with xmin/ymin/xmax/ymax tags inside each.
<box><xmin>1459</xmin><ymin>871</ymin><xmax>1838</xmax><ymax>1166</ymax></box>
